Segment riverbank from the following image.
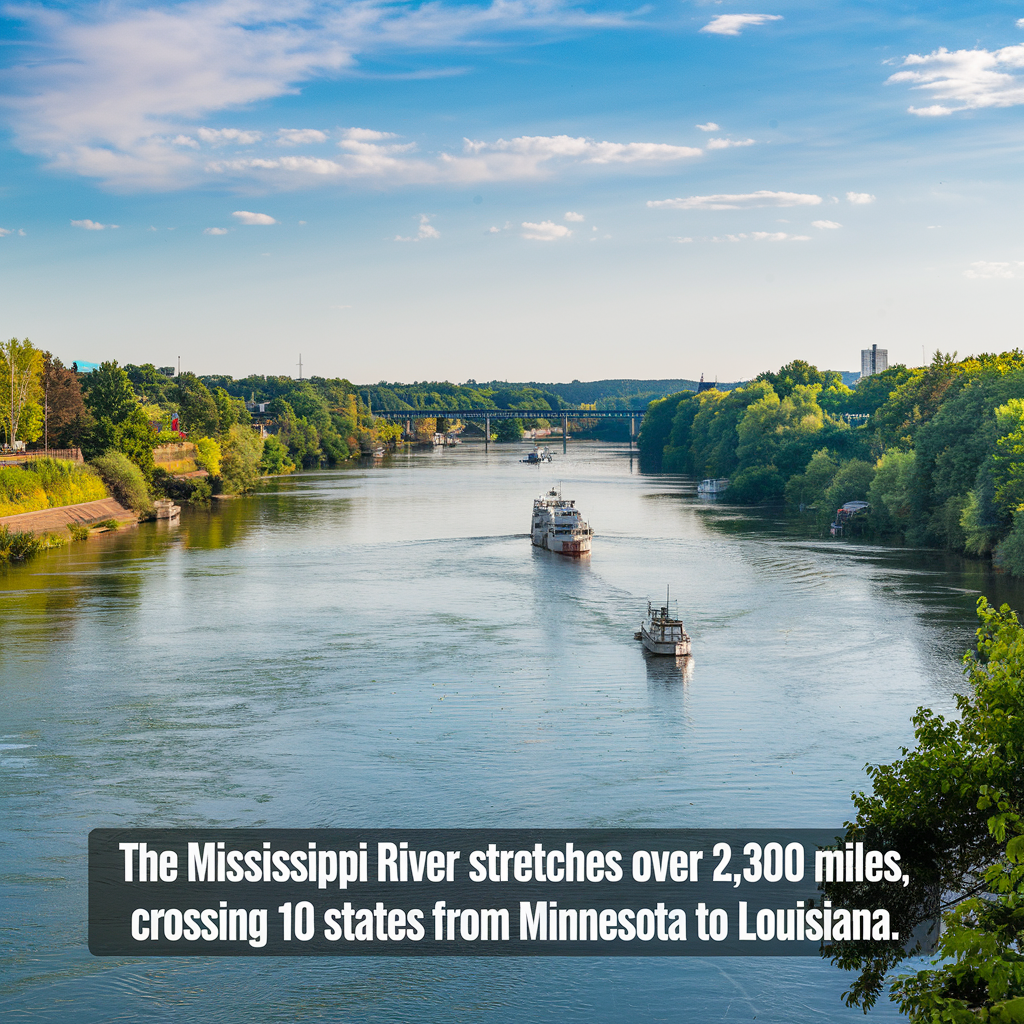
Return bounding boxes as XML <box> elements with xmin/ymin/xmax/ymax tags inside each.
<box><xmin>0</xmin><ymin>497</ymin><xmax>136</xmax><ymax>536</ymax></box>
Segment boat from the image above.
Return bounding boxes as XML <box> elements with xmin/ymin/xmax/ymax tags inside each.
<box><xmin>697</xmin><ymin>478</ymin><xmax>729</xmax><ymax>497</ymax></box>
<box><xmin>521</xmin><ymin>447</ymin><xmax>553</xmax><ymax>464</ymax></box>
<box><xmin>635</xmin><ymin>589</ymin><xmax>692</xmax><ymax>656</ymax></box>
<box><xmin>530</xmin><ymin>487</ymin><xmax>593</xmax><ymax>556</ymax></box>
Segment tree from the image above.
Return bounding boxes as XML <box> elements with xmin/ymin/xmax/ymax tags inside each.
<box><xmin>825</xmin><ymin>598</ymin><xmax>1024</xmax><ymax>1018</ymax></box>
<box><xmin>0</xmin><ymin>338</ymin><xmax>43</xmax><ymax>446</ymax></box>
<box><xmin>173</xmin><ymin>373</ymin><xmax>219</xmax><ymax>438</ymax></box>
<box><xmin>221</xmin><ymin>425</ymin><xmax>264</xmax><ymax>493</ymax></box>
<box><xmin>42</xmin><ymin>353</ymin><xmax>93</xmax><ymax>447</ymax></box>
<box><xmin>494</xmin><ymin>418</ymin><xmax>524</xmax><ymax>442</ymax></box>
<box><xmin>84</xmin><ymin>361</ymin><xmax>138</xmax><ymax>424</ymax></box>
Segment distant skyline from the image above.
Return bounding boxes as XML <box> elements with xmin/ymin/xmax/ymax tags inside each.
<box><xmin>3</xmin><ymin>1</ymin><xmax>1024</xmax><ymax>382</ymax></box>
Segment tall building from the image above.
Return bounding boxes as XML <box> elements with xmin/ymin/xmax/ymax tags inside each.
<box><xmin>861</xmin><ymin>344</ymin><xmax>888</xmax><ymax>378</ymax></box>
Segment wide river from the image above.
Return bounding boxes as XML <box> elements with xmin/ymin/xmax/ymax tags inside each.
<box><xmin>2</xmin><ymin>442</ymin><xmax>1020</xmax><ymax>1023</ymax></box>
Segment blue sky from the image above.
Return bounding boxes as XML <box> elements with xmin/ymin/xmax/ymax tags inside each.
<box><xmin>2</xmin><ymin>1</ymin><xmax>1024</xmax><ymax>382</ymax></box>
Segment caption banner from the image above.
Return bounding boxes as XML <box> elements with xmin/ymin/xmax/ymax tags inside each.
<box><xmin>89</xmin><ymin>828</ymin><xmax>914</xmax><ymax>956</ymax></box>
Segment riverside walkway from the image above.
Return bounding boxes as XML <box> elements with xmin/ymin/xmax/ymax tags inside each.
<box><xmin>0</xmin><ymin>498</ymin><xmax>136</xmax><ymax>536</ymax></box>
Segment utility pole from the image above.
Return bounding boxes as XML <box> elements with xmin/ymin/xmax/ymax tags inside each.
<box><xmin>177</xmin><ymin>356</ymin><xmax>180</xmax><ymax>377</ymax></box>
<box><xmin>44</xmin><ymin>366</ymin><xmax>48</xmax><ymax>452</ymax></box>
<box><xmin>297</xmin><ymin>354</ymin><xmax>303</xmax><ymax>380</ymax></box>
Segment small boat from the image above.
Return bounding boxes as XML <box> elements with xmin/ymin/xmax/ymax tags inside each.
<box><xmin>531</xmin><ymin>487</ymin><xmax>593</xmax><ymax>556</ymax></box>
<box><xmin>697</xmin><ymin>478</ymin><xmax>729</xmax><ymax>497</ymax></box>
<box><xmin>635</xmin><ymin>588</ymin><xmax>691</xmax><ymax>656</ymax></box>
<box><xmin>521</xmin><ymin>447</ymin><xmax>553</xmax><ymax>464</ymax></box>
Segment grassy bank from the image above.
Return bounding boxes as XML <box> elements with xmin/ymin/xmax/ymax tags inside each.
<box><xmin>0</xmin><ymin>459</ymin><xmax>108</xmax><ymax>518</ymax></box>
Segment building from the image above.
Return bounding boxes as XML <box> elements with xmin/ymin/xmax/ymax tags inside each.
<box><xmin>860</xmin><ymin>345</ymin><xmax>888</xmax><ymax>378</ymax></box>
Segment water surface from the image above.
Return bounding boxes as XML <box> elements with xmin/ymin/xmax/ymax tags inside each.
<box><xmin>1</xmin><ymin>443</ymin><xmax>1016</xmax><ymax>1022</ymax></box>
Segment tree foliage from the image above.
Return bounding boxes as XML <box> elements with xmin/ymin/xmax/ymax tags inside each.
<box><xmin>826</xmin><ymin>598</ymin><xmax>1024</xmax><ymax>1019</ymax></box>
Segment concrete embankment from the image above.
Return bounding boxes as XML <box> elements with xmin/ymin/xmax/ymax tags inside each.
<box><xmin>0</xmin><ymin>498</ymin><xmax>137</xmax><ymax>536</ymax></box>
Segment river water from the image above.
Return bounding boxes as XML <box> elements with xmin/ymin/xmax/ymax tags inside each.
<box><xmin>1</xmin><ymin>442</ymin><xmax>1019</xmax><ymax>1023</ymax></box>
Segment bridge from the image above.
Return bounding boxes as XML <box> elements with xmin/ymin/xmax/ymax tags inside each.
<box><xmin>372</xmin><ymin>408</ymin><xmax>645</xmax><ymax>451</ymax></box>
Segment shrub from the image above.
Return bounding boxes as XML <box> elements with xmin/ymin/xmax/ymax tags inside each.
<box><xmin>0</xmin><ymin>467</ymin><xmax>47</xmax><ymax>517</ymax></box>
<box><xmin>29</xmin><ymin>458</ymin><xmax>107</xmax><ymax>507</ymax></box>
<box><xmin>0</xmin><ymin>525</ymin><xmax>44</xmax><ymax>562</ymax></box>
<box><xmin>67</xmin><ymin>524</ymin><xmax>91</xmax><ymax>541</ymax></box>
<box><xmin>494</xmin><ymin>418</ymin><xmax>524</xmax><ymax>442</ymax></box>
<box><xmin>91</xmin><ymin>452</ymin><xmax>153</xmax><ymax>515</ymax></box>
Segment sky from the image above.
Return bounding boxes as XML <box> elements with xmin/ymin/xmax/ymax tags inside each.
<box><xmin>2</xmin><ymin>1</ymin><xmax>1024</xmax><ymax>383</ymax></box>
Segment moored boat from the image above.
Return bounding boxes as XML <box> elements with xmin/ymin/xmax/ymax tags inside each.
<box><xmin>530</xmin><ymin>487</ymin><xmax>593</xmax><ymax>556</ymax></box>
<box><xmin>635</xmin><ymin>589</ymin><xmax>691</xmax><ymax>656</ymax></box>
<box><xmin>697</xmin><ymin>478</ymin><xmax>729</xmax><ymax>498</ymax></box>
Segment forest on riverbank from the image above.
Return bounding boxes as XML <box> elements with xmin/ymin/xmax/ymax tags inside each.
<box><xmin>639</xmin><ymin>352</ymin><xmax>1024</xmax><ymax>574</ymax></box>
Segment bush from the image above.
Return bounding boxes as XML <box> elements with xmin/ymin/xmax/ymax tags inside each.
<box><xmin>0</xmin><ymin>459</ymin><xmax>105</xmax><ymax>516</ymax></box>
<box><xmin>0</xmin><ymin>467</ymin><xmax>47</xmax><ymax>517</ymax></box>
<box><xmin>29</xmin><ymin>458</ymin><xmax>107</xmax><ymax>507</ymax></box>
<box><xmin>91</xmin><ymin>452</ymin><xmax>153</xmax><ymax>515</ymax></box>
<box><xmin>67</xmin><ymin>523</ymin><xmax>91</xmax><ymax>541</ymax></box>
<box><xmin>0</xmin><ymin>525</ymin><xmax>44</xmax><ymax>562</ymax></box>
<box><xmin>994</xmin><ymin>507</ymin><xmax>1024</xmax><ymax>576</ymax></box>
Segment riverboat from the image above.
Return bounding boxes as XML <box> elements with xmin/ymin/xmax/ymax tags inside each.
<box><xmin>635</xmin><ymin>590</ymin><xmax>692</xmax><ymax>656</ymax></box>
<box><xmin>697</xmin><ymin>478</ymin><xmax>729</xmax><ymax>498</ymax></box>
<box><xmin>530</xmin><ymin>487</ymin><xmax>593</xmax><ymax>556</ymax></box>
<box><xmin>521</xmin><ymin>447</ymin><xmax>552</xmax><ymax>464</ymax></box>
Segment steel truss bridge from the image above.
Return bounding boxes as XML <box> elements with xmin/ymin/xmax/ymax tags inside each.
<box><xmin>372</xmin><ymin>408</ymin><xmax>645</xmax><ymax>451</ymax></box>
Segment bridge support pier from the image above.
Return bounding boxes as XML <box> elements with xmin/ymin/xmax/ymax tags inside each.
<box><xmin>485</xmin><ymin>415</ymin><xmax>490</xmax><ymax>450</ymax></box>
<box><xmin>630</xmin><ymin>415</ymin><xmax>636</xmax><ymax>449</ymax></box>
<box><xmin>562</xmin><ymin>414</ymin><xmax>567</xmax><ymax>453</ymax></box>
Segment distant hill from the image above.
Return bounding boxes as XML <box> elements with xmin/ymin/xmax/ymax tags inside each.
<box><xmin>477</xmin><ymin>379</ymin><xmax>746</xmax><ymax>407</ymax></box>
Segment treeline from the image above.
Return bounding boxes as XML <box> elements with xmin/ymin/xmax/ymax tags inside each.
<box><xmin>639</xmin><ymin>353</ymin><xmax>1024</xmax><ymax>575</ymax></box>
<box><xmin>1</xmin><ymin>341</ymin><xmax>394</xmax><ymax>512</ymax></box>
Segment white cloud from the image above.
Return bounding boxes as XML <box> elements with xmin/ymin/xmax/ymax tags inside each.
<box><xmin>564</xmin><ymin>211</ymin><xmax>585</xmax><ymax>221</ymax></box>
<box><xmin>889</xmin><ymin>44</ymin><xmax>1024</xmax><ymax>115</ymax></box>
<box><xmin>647</xmin><ymin>190</ymin><xmax>822</xmax><ymax>211</ymax></box>
<box><xmin>521</xmin><ymin>220</ymin><xmax>572</xmax><ymax>240</ymax></box>
<box><xmin>695</xmin><ymin>122</ymin><xmax>720</xmax><ymax>132</ymax></box>
<box><xmin>700</xmin><ymin>14</ymin><xmax>783</xmax><ymax>36</ymax></box>
<box><xmin>706</xmin><ymin>137</ymin><xmax>756</xmax><ymax>149</ymax></box>
<box><xmin>232</xmin><ymin>210</ymin><xmax>276</xmax><ymax>225</ymax></box>
<box><xmin>4</xmin><ymin>0</ymin><xmax>637</xmax><ymax>189</ymax></box>
<box><xmin>396</xmin><ymin>214</ymin><xmax>439</xmax><ymax>241</ymax></box>
<box><xmin>197</xmin><ymin>127</ymin><xmax>262</xmax><ymax>146</ymax></box>
<box><xmin>812</xmin><ymin>219</ymin><xmax>842</xmax><ymax>229</ymax></box>
<box><xmin>204</xmin><ymin>227</ymin><xmax>229</xmax><ymax>235</ymax></box>
<box><xmin>277</xmin><ymin>128</ymin><xmax>328</xmax><ymax>146</ymax></box>
<box><xmin>965</xmin><ymin>261</ymin><xmax>1024</xmax><ymax>279</ymax></box>
<box><xmin>672</xmin><ymin>236</ymin><xmax>694</xmax><ymax>243</ymax></box>
<box><xmin>488</xmin><ymin>226</ymin><xmax>501</xmax><ymax>233</ymax></box>
<box><xmin>846</xmin><ymin>191</ymin><xmax>875</xmax><ymax>204</ymax></box>
<box><xmin>71</xmin><ymin>219</ymin><xmax>114</xmax><ymax>229</ymax></box>
<box><xmin>211</xmin><ymin>131</ymin><xmax>703</xmax><ymax>187</ymax></box>
<box><xmin>0</xmin><ymin>228</ymin><xmax>10</xmax><ymax>237</ymax></box>
<box><xmin>751</xmin><ymin>231</ymin><xmax>808</xmax><ymax>241</ymax></box>
<box><xmin>171</xmin><ymin>134</ymin><xmax>199</xmax><ymax>148</ymax></box>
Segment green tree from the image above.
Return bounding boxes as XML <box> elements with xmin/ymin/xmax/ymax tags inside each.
<box><xmin>826</xmin><ymin>598</ymin><xmax>1024</xmax><ymax>1020</ymax></box>
<box><xmin>42</xmin><ymin>354</ymin><xmax>93</xmax><ymax>447</ymax></box>
<box><xmin>867</xmin><ymin>449</ymin><xmax>916</xmax><ymax>535</ymax></box>
<box><xmin>220</xmin><ymin>425</ymin><xmax>263</xmax><ymax>493</ymax></box>
<box><xmin>84</xmin><ymin>361</ymin><xmax>137</xmax><ymax>424</ymax></box>
<box><xmin>785</xmin><ymin>448</ymin><xmax>839</xmax><ymax>508</ymax></box>
<box><xmin>494</xmin><ymin>418</ymin><xmax>524</xmax><ymax>442</ymax></box>
<box><xmin>0</xmin><ymin>338</ymin><xmax>43</xmax><ymax>446</ymax></box>
<box><xmin>638</xmin><ymin>391</ymin><xmax>692</xmax><ymax>471</ymax></box>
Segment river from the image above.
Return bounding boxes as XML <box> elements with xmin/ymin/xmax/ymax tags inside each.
<box><xmin>1</xmin><ymin>442</ymin><xmax>1018</xmax><ymax>1023</ymax></box>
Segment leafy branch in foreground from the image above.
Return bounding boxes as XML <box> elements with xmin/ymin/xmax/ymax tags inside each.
<box><xmin>825</xmin><ymin>597</ymin><xmax>1024</xmax><ymax>1018</ymax></box>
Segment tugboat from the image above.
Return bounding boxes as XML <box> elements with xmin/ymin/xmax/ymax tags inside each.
<box><xmin>521</xmin><ymin>447</ymin><xmax>553</xmax><ymax>464</ymax></box>
<box><xmin>635</xmin><ymin>588</ymin><xmax>692</xmax><ymax>656</ymax></box>
<box><xmin>530</xmin><ymin>487</ymin><xmax>593</xmax><ymax>556</ymax></box>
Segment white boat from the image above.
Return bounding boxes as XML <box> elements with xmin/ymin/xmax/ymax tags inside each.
<box><xmin>530</xmin><ymin>487</ymin><xmax>593</xmax><ymax>556</ymax></box>
<box><xmin>697</xmin><ymin>478</ymin><xmax>729</xmax><ymax>497</ymax></box>
<box><xmin>636</xmin><ymin>590</ymin><xmax>692</xmax><ymax>656</ymax></box>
